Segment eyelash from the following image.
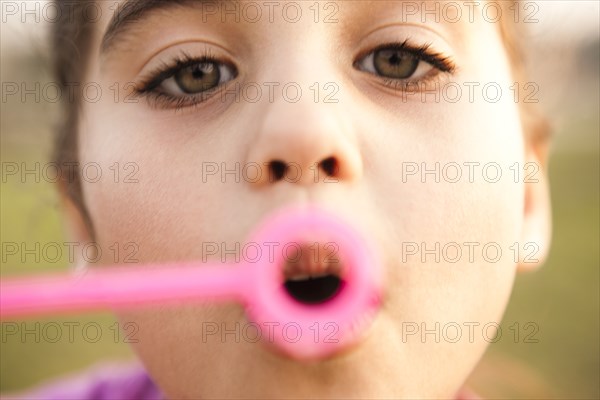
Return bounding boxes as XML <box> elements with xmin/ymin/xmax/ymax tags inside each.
<box><xmin>379</xmin><ymin>41</ymin><xmax>455</xmax><ymax>72</ymax></box>
<box><xmin>133</xmin><ymin>42</ymin><xmax>456</xmax><ymax>111</ymax></box>
<box><xmin>356</xmin><ymin>40</ymin><xmax>456</xmax><ymax>90</ymax></box>
<box><xmin>133</xmin><ymin>50</ymin><xmax>236</xmax><ymax>111</ymax></box>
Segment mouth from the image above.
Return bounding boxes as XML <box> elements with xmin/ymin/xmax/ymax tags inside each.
<box><xmin>282</xmin><ymin>243</ymin><xmax>344</xmax><ymax>305</ymax></box>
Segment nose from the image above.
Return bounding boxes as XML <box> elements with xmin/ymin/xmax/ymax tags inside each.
<box><xmin>246</xmin><ymin>97</ymin><xmax>363</xmax><ymax>187</ymax></box>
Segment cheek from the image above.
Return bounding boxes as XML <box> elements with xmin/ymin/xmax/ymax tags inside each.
<box><xmin>367</xmin><ymin>86</ymin><xmax>525</xmax><ymax>305</ymax></box>
<box><xmin>77</xmin><ymin>101</ymin><xmax>253</xmax><ymax>264</ymax></box>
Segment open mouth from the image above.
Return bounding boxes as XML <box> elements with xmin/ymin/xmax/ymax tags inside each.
<box><xmin>284</xmin><ymin>274</ymin><xmax>343</xmax><ymax>305</ymax></box>
<box><xmin>282</xmin><ymin>243</ymin><xmax>344</xmax><ymax>305</ymax></box>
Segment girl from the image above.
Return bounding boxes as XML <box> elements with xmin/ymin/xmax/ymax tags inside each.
<box><xmin>9</xmin><ymin>0</ymin><xmax>551</xmax><ymax>398</ymax></box>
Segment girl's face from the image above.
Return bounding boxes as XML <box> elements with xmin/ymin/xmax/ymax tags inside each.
<box><xmin>73</xmin><ymin>1</ymin><xmax>550</xmax><ymax>398</ymax></box>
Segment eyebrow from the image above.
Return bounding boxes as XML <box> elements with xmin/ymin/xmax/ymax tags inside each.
<box><xmin>101</xmin><ymin>0</ymin><xmax>229</xmax><ymax>54</ymax></box>
<box><xmin>100</xmin><ymin>1</ymin><xmax>467</xmax><ymax>55</ymax></box>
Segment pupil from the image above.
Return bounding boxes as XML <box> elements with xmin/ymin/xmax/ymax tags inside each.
<box><xmin>388</xmin><ymin>52</ymin><xmax>401</xmax><ymax>65</ymax></box>
<box><xmin>192</xmin><ymin>63</ymin><xmax>214</xmax><ymax>78</ymax></box>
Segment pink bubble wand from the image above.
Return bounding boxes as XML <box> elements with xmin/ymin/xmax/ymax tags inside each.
<box><xmin>0</xmin><ymin>206</ymin><xmax>382</xmax><ymax>359</ymax></box>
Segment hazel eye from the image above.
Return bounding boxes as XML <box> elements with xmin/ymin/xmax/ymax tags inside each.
<box><xmin>356</xmin><ymin>47</ymin><xmax>435</xmax><ymax>81</ymax></box>
<box><xmin>159</xmin><ymin>60</ymin><xmax>236</xmax><ymax>96</ymax></box>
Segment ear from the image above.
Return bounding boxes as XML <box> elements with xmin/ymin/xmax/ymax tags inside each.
<box><xmin>517</xmin><ymin>136</ymin><xmax>552</xmax><ymax>272</ymax></box>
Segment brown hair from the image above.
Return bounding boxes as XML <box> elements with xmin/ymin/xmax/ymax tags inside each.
<box><xmin>51</xmin><ymin>0</ymin><xmax>96</xmax><ymax>232</ymax></box>
<box><xmin>50</xmin><ymin>0</ymin><xmax>549</xmax><ymax>228</ymax></box>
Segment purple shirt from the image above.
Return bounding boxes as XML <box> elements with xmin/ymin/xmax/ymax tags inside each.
<box><xmin>1</xmin><ymin>362</ymin><xmax>164</xmax><ymax>400</ymax></box>
<box><xmin>2</xmin><ymin>362</ymin><xmax>481</xmax><ymax>399</ymax></box>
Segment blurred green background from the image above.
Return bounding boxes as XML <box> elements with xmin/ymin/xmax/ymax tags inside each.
<box><xmin>1</xmin><ymin>2</ymin><xmax>599</xmax><ymax>399</ymax></box>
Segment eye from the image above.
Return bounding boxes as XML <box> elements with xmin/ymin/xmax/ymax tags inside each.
<box><xmin>158</xmin><ymin>60</ymin><xmax>236</xmax><ymax>97</ymax></box>
<box><xmin>358</xmin><ymin>49</ymin><xmax>426</xmax><ymax>80</ymax></box>
<box><xmin>355</xmin><ymin>43</ymin><xmax>454</xmax><ymax>82</ymax></box>
<box><xmin>134</xmin><ymin>53</ymin><xmax>239</xmax><ymax>109</ymax></box>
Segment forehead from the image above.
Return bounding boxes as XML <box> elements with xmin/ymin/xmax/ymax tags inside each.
<box><xmin>96</xmin><ymin>0</ymin><xmax>487</xmax><ymax>53</ymax></box>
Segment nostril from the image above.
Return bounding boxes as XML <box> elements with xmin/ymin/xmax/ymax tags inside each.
<box><xmin>320</xmin><ymin>157</ymin><xmax>338</xmax><ymax>177</ymax></box>
<box><xmin>269</xmin><ymin>160</ymin><xmax>287</xmax><ymax>181</ymax></box>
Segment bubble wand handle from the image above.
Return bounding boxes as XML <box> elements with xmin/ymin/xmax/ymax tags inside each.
<box><xmin>0</xmin><ymin>206</ymin><xmax>382</xmax><ymax>359</ymax></box>
<box><xmin>0</xmin><ymin>262</ymin><xmax>247</xmax><ymax>319</ymax></box>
